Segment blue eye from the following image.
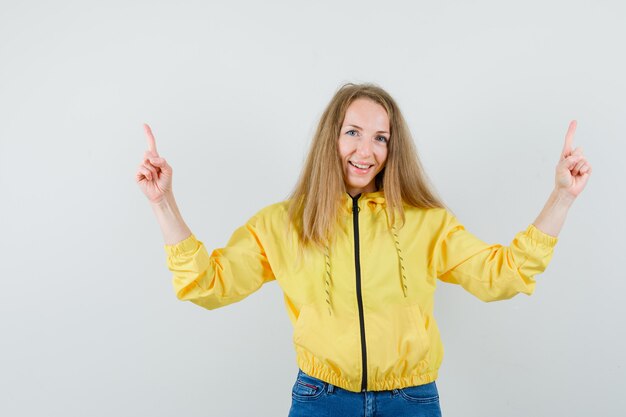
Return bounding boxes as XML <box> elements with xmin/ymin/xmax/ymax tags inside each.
<box><xmin>346</xmin><ymin>130</ymin><xmax>358</xmax><ymax>136</ymax></box>
<box><xmin>376</xmin><ymin>136</ymin><xmax>388</xmax><ymax>143</ymax></box>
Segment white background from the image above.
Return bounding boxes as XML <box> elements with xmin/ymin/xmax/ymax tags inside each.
<box><xmin>1</xmin><ymin>1</ymin><xmax>624</xmax><ymax>416</ymax></box>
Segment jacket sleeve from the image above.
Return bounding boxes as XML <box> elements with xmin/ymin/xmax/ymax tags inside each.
<box><xmin>435</xmin><ymin>212</ymin><xmax>558</xmax><ymax>302</ymax></box>
<box><xmin>164</xmin><ymin>214</ymin><xmax>275</xmax><ymax>310</ymax></box>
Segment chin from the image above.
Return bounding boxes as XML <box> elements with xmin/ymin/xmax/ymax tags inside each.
<box><xmin>347</xmin><ymin>179</ymin><xmax>376</xmax><ymax>193</ymax></box>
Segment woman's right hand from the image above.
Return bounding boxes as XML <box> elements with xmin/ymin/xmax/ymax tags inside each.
<box><xmin>135</xmin><ymin>123</ymin><xmax>173</xmax><ymax>204</ymax></box>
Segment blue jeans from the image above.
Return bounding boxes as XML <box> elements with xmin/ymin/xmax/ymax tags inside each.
<box><xmin>288</xmin><ymin>369</ymin><xmax>442</xmax><ymax>417</ymax></box>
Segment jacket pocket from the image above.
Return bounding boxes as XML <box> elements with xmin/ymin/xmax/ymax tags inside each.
<box><xmin>365</xmin><ymin>303</ymin><xmax>432</xmax><ymax>380</ymax></box>
<box><xmin>400</xmin><ymin>303</ymin><xmax>431</xmax><ymax>368</ymax></box>
<box><xmin>292</xmin><ymin>304</ymin><xmax>361</xmax><ymax>383</ymax></box>
<box><xmin>406</xmin><ymin>303</ymin><xmax>431</xmax><ymax>355</ymax></box>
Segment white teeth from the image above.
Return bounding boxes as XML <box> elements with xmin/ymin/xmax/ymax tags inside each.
<box><xmin>351</xmin><ymin>162</ymin><xmax>371</xmax><ymax>169</ymax></box>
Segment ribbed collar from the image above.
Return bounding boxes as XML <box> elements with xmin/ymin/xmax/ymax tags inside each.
<box><xmin>342</xmin><ymin>191</ymin><xmax>387</xmax><ymax>214</ymax></box>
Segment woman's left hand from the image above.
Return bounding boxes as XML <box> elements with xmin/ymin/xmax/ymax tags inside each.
<box><xmin>554</xmin><ymin>120</ymin><xmax>592</xmax><ymax>198</ymax></box>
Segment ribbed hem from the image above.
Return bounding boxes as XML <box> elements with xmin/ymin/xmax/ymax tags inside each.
<box><xmin>297</xmin><ymin>355</ymin><xmax>356</xmax><ymax>391</ymax></box>
<box><xmin>164</xmin><ymin>234</ymin><xmax>199</xmax><ymax>256</ymax></box>
<box><xmin>296</xmin><ymin>348</ymin><xmax>438</xmax><ymax>393</ymax></box>
<box><xmin>368</xmin><ymin>370</ymin><xmax>439</xmax><ymax>391</ymax></box>
<box><xmin>526</xmin><ymin>224</ymin><xmax>558</xmax><ymax>248</ymax></box>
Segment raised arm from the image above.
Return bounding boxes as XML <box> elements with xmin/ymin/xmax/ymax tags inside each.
<box><xmin>435</xmin><ymin>121</ymin><xmax>591</xmax><ymax>301</ymax></box>
<box><xmin>532</xmin><ymin>120</ymin><xmax>592</xmax><ymax>237</ymax></box>
<box><xmin>135</xmin><ymin>123</ymin><xmax>192</xmax><ymax>245</ymax></box>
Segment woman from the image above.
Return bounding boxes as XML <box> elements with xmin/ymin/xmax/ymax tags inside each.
<box><xmin>136</xmin><ymin>83</ymin><xmax>591</xmax><ymax>416</ymax></box>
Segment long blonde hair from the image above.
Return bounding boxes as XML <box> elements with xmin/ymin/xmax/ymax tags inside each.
<box><xmin>288</xmin><ymin>83</ymin><xmax>446</xmax><ymax>248</ymax></box>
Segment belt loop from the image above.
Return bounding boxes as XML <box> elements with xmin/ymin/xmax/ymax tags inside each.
<box><xmin>327</xmin><ymin>383</ymin><xmax>335</xmax><ymax>394</ymax></box>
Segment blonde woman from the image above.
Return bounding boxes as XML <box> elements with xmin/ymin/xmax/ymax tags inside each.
<box><xmin>136</xmin><ymin>83</ymin><xmax>591</xmax><ymax>417</ymax></box>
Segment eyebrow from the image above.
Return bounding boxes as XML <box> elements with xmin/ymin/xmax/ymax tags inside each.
<box><xmin>343</xmin><ymin>124</ymin><xmax>389</xmax><ymax>134</ymax></box>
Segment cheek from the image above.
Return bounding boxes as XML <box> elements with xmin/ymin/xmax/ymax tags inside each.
<box><xmin>376</xmin><ymin>147</ymin><xmax>388</xmax><ymax>165</ymax></box>
<box><xmin>337</xmin><ymin>138</ymin><xmax>352</xmax><ymax>160</ymax></box>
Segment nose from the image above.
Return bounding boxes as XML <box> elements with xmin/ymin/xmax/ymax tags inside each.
<box><xmin>355</xmin><ymin>137</ymin><xmax>373</xmax><ymax>157</ymax></box>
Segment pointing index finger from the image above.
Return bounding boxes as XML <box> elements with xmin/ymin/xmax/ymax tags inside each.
<box><xmin>561</xmin><ymin>120</ymin><xmax>577</xmax><ymax>160</ymax></box>
<box><xmin>143</xmin><ymin>123</ymin><xmax>159</xmax><ymax>156</ymax></box>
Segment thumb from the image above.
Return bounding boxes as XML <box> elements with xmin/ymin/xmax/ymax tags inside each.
<box><xmin>562</xmin><ymin>154</ymin><xmax>582</xmax><ymax>170</ymax></box>
<box><xmin>149</xmin><ymin>157</ymin><xmax>172</xmax><ymax>173</ymax></box>
<box><xmin>578</xmin><ymin>172</ymin><xmax>591</xmax><ymax>187</ymax></box>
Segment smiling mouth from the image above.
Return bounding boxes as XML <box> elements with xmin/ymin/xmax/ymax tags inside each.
<box><xmin>349</xmin><ymin>161</ymin><xmax>373</xmax><ymax>169</ymax></box>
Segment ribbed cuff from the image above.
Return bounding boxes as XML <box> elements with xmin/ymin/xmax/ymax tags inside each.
<box><xmin>526</xmin><ymin>224</ymin><xmax>558</xmax><ymax>248</ymax></box>
<box><xmin>164</xmin><ymin>234</ymin><xmax>200</xmax><ymax>256</ymax></box>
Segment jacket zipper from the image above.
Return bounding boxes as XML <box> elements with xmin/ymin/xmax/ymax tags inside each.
<box><xmin>352</xmin><ymin>194</ymin><xmax>368</xmax><ymax>392</ymax></box>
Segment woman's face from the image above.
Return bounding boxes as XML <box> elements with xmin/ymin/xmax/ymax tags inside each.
<box><xmin>338</xmin><ymin>98</ymin><xmax>390</xmax><ymax>196</ymax></box>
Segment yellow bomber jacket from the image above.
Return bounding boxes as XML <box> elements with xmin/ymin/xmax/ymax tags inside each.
<box><xmin>164</xmin><ymin>191</ymin><xmax>558</xmax><ymax>392</ymax></box>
